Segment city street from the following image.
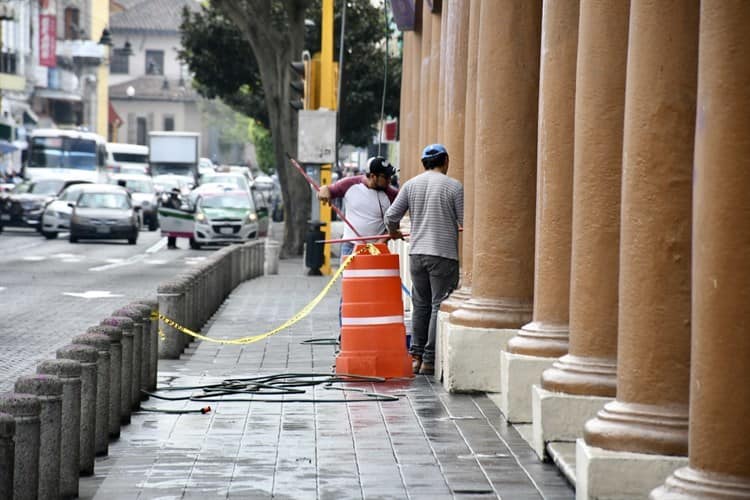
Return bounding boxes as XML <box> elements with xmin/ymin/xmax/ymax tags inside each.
<box><xmin>0</xmin><ymin>227</ymin><xmax>212</xmax><ymax>392</ymax></box>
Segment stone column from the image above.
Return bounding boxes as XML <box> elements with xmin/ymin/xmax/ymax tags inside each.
<box><xmin>418</xmin><ymin>0</ymin><xmax>433</xmax><ymax>152</ymax></box>
<box><xmin>15</xmin><ymin>375</ymin><xmax>63</xmax><ymax>500</ymax></box>
<box><xmin>540</xmin><ymin>0</ymin><xmax>630</xmax><ymax>398</ymax></box>
<box><xmin>435</xmin><ymin>2</ymin><xmax>447</xmax><ymax>143</ymax></box>
<box><xmin>0</xmin><ymin>412</ymin><xmax>13</xmax><ymax>500</ymax></box>
<box><xmin>498</xmin><ymin>0</ymin><xmax>579</xmax><ymax>423</ymax></box>
<box><xmin>531</xmin><ymin>0</ymin><xmax>629</xmax><ymax>459</ymax></box>
<box><xmin>406</xmin><ymin>15</ymin><xmax>422</xmax><ymax>182</ymax></box>
<box><xmin>652</xmin><ymin>2</ymin><xmax>750</xmax><ymax>498</ymax></box>
<box><xmin>584</xmin><ymin>0</ymin><xmax>698</xmax><ymax>455</ymax></box>
<box><xmin>72</xmin><ymin>333</ymin><xmax>111</xmax><ymax>457</ymax></box>
<box><xmin>438</xmin><ymin>0</ymin><xmax>470</xmax><ymax>310</ymax></box>
<box><xmin>113</xmin><ymin>305</ymin><xmax>143</xmax><ymax>408</ymax></box>
<box><xmin>37</xmin><ymin>359</ymin><xmax>82</xmax><ymax>500</ymax></box>
<box><xmin>0</xmin><ymin>393</ymin><xmax>41</xmax><ymax>500</ymax></box>
<box><xmin>443</xmin><ymin>0</ymin><xmax>540</xmax><ymax>393</ymax></box>
<box><xmin>428</xmin><ymin>3</ymin><xmax>442</xmax><ymax>143</ymax></box>
<box><xmin>87</xmin><ymin>324</ymin><xmax>123</xmax><ymax>438</ymax></box>
<box><xmin>399</xmin><ymin>31</ymin><xmax>415</xmax><ymax>181</ymax></box>
<box><xmin>450</xmin><ymin>0</ymin><xmax>540</xmax><ymax>330</ymax></box>
<box><xmin>133</xmin><ymin>298</ymin><xmax>159</xmax><ymax>391</ymax></box>
<box><xmin>508</xmin><ymin>0</ymin><xmax>579</xmax><ymax>358</ymax></box>
<box><xmin>56</xmin><ymin>344</ymin><xmax>98</xmax><ymax>475</ymax></box>
<box><xmin>101</xmin><ymin>316</ymin><xmax>135</xmax><ymax>424</ymax></box>
<box><xmin>128</xmin><ymin>302</ymin><xmax>153</xmax><ymax>398</ymax></box>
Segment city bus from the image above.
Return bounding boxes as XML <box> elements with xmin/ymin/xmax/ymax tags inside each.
<box><xmin>23</xmin><ymin>128</ymin><xmax>108</xmax><ymax>182</ymax></box>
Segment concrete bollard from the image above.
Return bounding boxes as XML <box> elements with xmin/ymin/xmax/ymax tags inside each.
<box><xmin>265</xmin><ymin>240</ymin><xmax>281</xmax><ymax>275</ymax></box>
<box><xmin>101</xmin><ymin>316</ymin><xmax>135</xmax><ymax>424</ymax></box>
<box><xmin>15</xmin><ymin>375</ymin><xmax>63</xmax><ymax>500</ymax></box>
<box><xmin>36</xmin><ymin>359</ymin><xmax>82</xmax><ymax>500</ymax></box>
<box><xmin>127</xmin><ymin>302</ymin><xmax>153</xmax><ymax>398</ymax></box>
<box><xmin>71</xmin><ymin>334</ymin><xmax>111</xmax><ymax>457</ymax></box>
<box><xmin>0</xmin><ymin>412</ymin><xmax>14</xmax><ymax>500</ymax></box>
<box><xmin>132</xmin><ymin>298</ymin><xmax>159</xmax><ymax>391</ymax></box>
<box><xmin>86</xmin><ymin>325</ymin><xmax>123</xmax><ymax>438</ymax></box>
<box><xmin>56</xmin><ymin>344</ymin><xmax>98</xmax><ymax>475</ymax></box>
<box><xmin>112</xmin><ymin>306</ymin><xmax>143</xmax><ymax>409</ymax></box>
<box><xmin>157</xmin><ymin>279</ymin><xmax>186</xmax><ymax>359</ymax></box>
<box><xmin>0</xmin><ymin>393</ymin><xmax>41</xmax><ymax>500</ymax></box>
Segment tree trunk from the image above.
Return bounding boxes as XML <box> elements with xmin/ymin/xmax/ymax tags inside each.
<box><xmin>215</xmin><ymin>0</ymin><xmax>312</xmax><ymax>257</ymax></box>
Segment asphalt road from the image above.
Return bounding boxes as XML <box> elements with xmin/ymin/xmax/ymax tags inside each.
<box><xmin>0</xmin><ymin>226</ymin><xmax>219</xmax><ymax>392</ymax></box>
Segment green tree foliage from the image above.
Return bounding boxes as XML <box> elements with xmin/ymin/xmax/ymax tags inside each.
<box><xmin>179</xmin><ymin>0</ymin><xmax>401</xmax><ymax>148</ymax></box>
<box><xmin>248</xmin><ymin>121</ymin><xmax>275</xmax><ymax>173</ymax></box>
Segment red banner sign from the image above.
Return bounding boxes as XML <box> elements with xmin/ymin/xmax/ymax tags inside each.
<box><xmin>39</xmin><ymin>14</ymin><xmax>56</xmax><ymax>68</ymax></box>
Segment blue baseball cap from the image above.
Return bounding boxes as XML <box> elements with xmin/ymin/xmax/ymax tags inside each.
<box><xmin>421</xmin><ymin>143</ymin><xmax>448</xmax><ymax>161</ymax></box>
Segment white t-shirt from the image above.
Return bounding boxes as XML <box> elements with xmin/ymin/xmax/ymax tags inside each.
<box><xmin>329</xmin><ymin>175</ymin><xmax>398</xmax><ymax>241</ymax></box>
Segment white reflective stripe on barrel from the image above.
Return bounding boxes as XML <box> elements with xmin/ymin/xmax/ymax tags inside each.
<box><xmin>341</xmin><ymin>315</ymin><xmax>404</xmax><ymax>326</ymax></box>
<box><xmin>342</xmin><ymin>269</ymin><xmax>401</xmax><ymax>278</ymax></box>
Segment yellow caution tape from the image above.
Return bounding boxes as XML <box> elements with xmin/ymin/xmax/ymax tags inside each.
<box><xmin>157</xmin><ymin>244</ymin><xmax>381</xmax><ymax>345</ymax></box>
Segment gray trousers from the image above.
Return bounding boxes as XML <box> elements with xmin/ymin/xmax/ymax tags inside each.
<box><xmin>409</xmin><ymin>254</ymin><xmax>459</xmax><ymax>363</ymax></box>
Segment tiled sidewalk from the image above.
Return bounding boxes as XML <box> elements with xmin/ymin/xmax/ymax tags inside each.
<box><xmin>79</xmin><ymin>258</ymin><xmax>574</xmax><ymax>499</ymax></box>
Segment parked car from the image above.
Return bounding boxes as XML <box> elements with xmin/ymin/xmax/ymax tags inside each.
<box><xmin>0</xmin><ymin>177</ymin><xmax>90</xmax><ymax>233</ymax></box>
<box><xmin>105</xmin><ymin>142</ymin><xmax>149</xmax><ymax>176</ymax></box>
<box><xmin>40</xmin><ymin>182</ymin><xmax>94</xmax><ymax>239</ymax></box>
<box><xmin>68</xmin><ymin>184</ymin><xmax>140</xmax><ymax>244</ymax></box>
<box><xmin>108</xmin><ymin>173</ymin><xmax>160</xmax><ymax>231</ymax></box>
<box><xmin>200</xmin><ymin>171</ymin><xmax>252</xmax><ymax>194</ymax></box>
<box><xmin>189</xmin><ymin>185</ymin><xmax>260</xmax><ymax>249</ymax></box>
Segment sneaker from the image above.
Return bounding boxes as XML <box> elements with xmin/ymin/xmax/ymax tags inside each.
<box><xmin>419</xmin><ymin>362</ymin><xmax>434</xmax><ymax>375</ymax></box>
<box><xmin>411</xmin><ymin>355</ymin><xmax>422</xmax><ymax>374</ymax></box>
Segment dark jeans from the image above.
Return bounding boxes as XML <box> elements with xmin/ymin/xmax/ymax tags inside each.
<box><xmin>409</xmin><ymin>254</ymin><xmax>459</xmax><ymax>364</ymax></box>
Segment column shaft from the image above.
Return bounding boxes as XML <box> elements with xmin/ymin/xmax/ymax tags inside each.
<box><xmin>436</xmin><ymin>1</ymin><xmax>448</xmax><ymax>144</ymax></box>
<box><xmin>428</xmin><ymin>4</ymin><xmax>442</xmax><ymax>143</ymax></box>
<box><xmin>418</xmin><ymin>0</ymin><xmax>433</xmax><ymax>153</ymax></box>
<box><xmin>584</xmin><ymin>0</ymin><xmax>698</xmax><ymax>456</ymax></box>
<box><xmin>541</xmin><ymin>0</ymin><xmax>629</xmax><ymax>397</ymax></box>
<box><xmin>508</xmin><ymin>0</ymin><xmax>579</xmax><ymax>357</ymax></box>
<box><xmin>652</xmin><ymin>2</ymin><xmax>750</xmax><ymax>497</ymax></box>
<box><xmin>398</xmin><ymin>32</ymin><xmax>413</xmax><ymax>180</ymax></box>
<box><xmin>438</xmin><ymin>0</ymin><xmax>471</xmax><ymax>312</ymax></box>
<box><xmin>449</xmin><ymin>0</ymin><xmax>541</xmax><ymax>330</ymax></box>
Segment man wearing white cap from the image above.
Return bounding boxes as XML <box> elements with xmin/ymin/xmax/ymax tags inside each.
<box><xmin>384</xmin><ymin>144</ymin><xmax>464</xmax><ymax>375</ymax></box>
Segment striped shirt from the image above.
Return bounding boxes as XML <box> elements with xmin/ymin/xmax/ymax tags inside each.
<box><xmin>384</xmin><ymin>170</ymin><xmax>464</xmax><ymax>261</ymax></box>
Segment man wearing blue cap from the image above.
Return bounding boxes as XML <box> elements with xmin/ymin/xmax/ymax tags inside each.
<box><xmin>384</xmin><ymin>144</ymin><xmax>464</xmax><ymax>375</ymax></box>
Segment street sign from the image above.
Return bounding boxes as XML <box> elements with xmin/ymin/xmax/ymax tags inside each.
<box><xmin>298</xmin><ymin>110</ymin><xmax>336</xmax><ymax>164</ymax></box>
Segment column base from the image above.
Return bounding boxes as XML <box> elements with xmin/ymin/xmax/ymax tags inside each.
<box><xmin>541</xmin><ymin>354</ymin><xmax>617</xmax><ymax>397</ymax></box>
<box><xmin>492</xmin><ymin>351</ymin><xmax>556</xmax><ymax>423</ymax></box>
<box><xmin>651</xmin><ymin>467</ymin><xmax>750</xmax><ymax>499</ymax></box>
<box><xmin>531</xmin><ymin>385</ymin><xmax>611</xmax><ymax>461</ymax></box>
<box><xmin>439</xmin><ymin>321</ymin><xmax>517</xmax><ymax>393</ymax></box>
<box><xmin>584</xmin><ymin>400</ymin><xmax>688</xmax><ymax>456</ymax></box>
<box><xmin>576</xmin><ymin>438</ymin><xmax>687</xmax><ymax>500</ymax></box>
<box><xmin>440</xmin><ymin>286</ymin><xmax>471</xmax><ymax>313</ymax></box>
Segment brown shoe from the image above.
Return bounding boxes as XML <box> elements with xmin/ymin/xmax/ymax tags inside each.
<box><xmin>418</xmin><ymin>362</ymin><xmax>434</xmax><ymax>376</ymax></box>
<box><xmin>411</xmin><ymin>355</ymin><xmax>422</xmax><ymax>374</ymax></box>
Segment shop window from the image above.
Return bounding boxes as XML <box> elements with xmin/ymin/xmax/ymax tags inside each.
<box><xmin>163</xmin><ymin>116</ymin><xmax>174</xmax><ymax>131</ymax></box>
<box><xmin>64</xmin><ymin>7</ymin><xmax>80</xmax><ymax>40</ymax></box>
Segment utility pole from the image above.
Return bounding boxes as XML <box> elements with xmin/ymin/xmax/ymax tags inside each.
<box><xmin>318</xmin><ymin>0</ymin><xmax>336</xmax><ymax>275</ymax></box>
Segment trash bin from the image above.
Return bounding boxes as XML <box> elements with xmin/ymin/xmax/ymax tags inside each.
<box><xmin>305</xmin><ymin>221</ymin><xmax>325</xmax><ymax>275</ymax></box>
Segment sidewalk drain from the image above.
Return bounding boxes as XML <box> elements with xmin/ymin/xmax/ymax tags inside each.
<box><xmin>451</xmin><ymin>489</ymin><xmax>495</xmax><ymax>495</ymax></box>
<box><xmin>438</xmin><ymin>416</ymin><xmax>478</xmax><ymax>421</ymax></box>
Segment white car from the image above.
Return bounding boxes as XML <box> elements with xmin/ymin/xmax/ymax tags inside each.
<box><xmin>200</xmin><ymin>172</ymin><xmax>252</xmax><ymax>194</ymax></box>
<box><xmin>190</xmin><ymin>185</ymin><xmax>259</xmax><ymax>249</ymax></box>
<box><xmin>40</xmin><ymin>182</ymin><xmax>93</xmax><ymax>239</ymax></box>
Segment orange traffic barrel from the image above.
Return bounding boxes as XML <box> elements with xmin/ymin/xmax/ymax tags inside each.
<box><xmin>335</xmin><ymin>243</ymin><xmax>413</xmax><ymax>378</ymax></box>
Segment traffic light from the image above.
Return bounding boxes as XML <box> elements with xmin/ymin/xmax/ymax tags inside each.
<box><xmin>290</xmin><ymin>50</ymin><xmax>323</xmax><ymax>111</ymax></box>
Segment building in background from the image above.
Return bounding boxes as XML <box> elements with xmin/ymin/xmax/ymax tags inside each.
<box><xmin>30</xmin><ymin>0</ymin><xmax>110</xmax><ymax>136</ymax></box>
<box><xmin>107</xmin><ymin>0</ymin><xmax>209</xmax><ymax>156</ymax></box>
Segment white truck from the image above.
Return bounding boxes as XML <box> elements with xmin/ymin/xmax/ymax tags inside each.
<box><xmin>148</xmin><ymin>131</ymin><xmax>200</xmax><ymax>187</ymax></box>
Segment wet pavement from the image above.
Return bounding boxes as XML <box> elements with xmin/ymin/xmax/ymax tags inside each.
<box><xmin>79</xmin><ymin>257</ymin><xmax>574</xmax><ymax>499</ymax></box>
